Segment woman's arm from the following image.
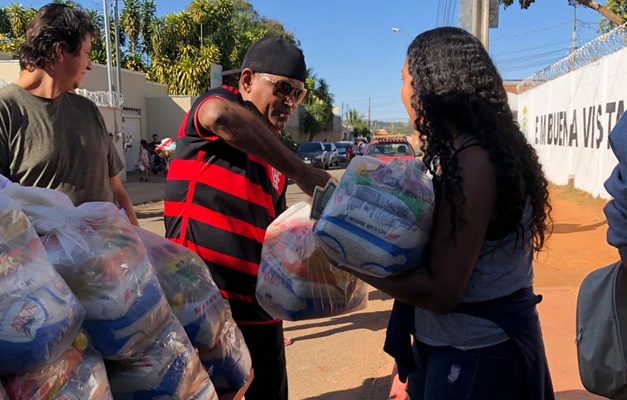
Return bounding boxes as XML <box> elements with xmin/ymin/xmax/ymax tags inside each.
<box><xmin>339</xmin><ymin>146</ymin><xmax>497</xmax><ymax>314</ymax></box>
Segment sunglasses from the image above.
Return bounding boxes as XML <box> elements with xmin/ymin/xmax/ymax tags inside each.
<box><xmin>256</xmin><ymin>73</ymin><xmax>307</xmax><ymax>104</ymax></box>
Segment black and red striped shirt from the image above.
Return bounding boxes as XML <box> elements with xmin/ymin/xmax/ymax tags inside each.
<box><xmin>164</xmin><ymin>86</ymin><xmax>287</xmax><ymax>324</ymax></box>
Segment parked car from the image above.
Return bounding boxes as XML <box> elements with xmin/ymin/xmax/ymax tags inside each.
<box><xmin>296</xmin><ymin>141</ymin><xmax>329</xmax><ymax>169</ymax></box>
<box><xmin>334</xmin><ymin>141</ymin><xmax>354</xmax><ymax>163</ymax></box>
<box><xmin>362</xmin><ymin>136</ymin><xmax>416</xmax><ymax>163</ymax></box>
<box><xmin>323</xmin><ymin>142</ymin><xmax>340</xmax><ymax>167</ymax></box>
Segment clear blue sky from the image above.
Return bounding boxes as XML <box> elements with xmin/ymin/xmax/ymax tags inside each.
<box><xmin>20</xmin><ymin>0</ymin><xmax>605</xmax><ymax>122</ymax></box>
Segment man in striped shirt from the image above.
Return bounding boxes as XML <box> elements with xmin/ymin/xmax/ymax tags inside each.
<box><xmin>164</xmin><ymin>36</ymin><xmax>331</xmax><ymax>400</ymax></box>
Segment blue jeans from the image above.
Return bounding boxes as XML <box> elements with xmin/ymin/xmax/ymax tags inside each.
<box><xmin>406</xmin><ymin>339</ymin><xmax>523</xmax><ymax>400</ymax></box>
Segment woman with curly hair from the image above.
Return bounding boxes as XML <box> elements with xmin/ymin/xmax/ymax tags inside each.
<box><xmin>337</xmin><ymin>27</ymin><xmax>554</xmax><ymax>399</ymax></box>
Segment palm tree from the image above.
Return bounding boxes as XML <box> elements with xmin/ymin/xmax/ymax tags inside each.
<box><xmin>5</xmin><ymin>3</ymin><xmax>31</xmax><ymax>38</ymax></box>
<box><xmin>140</xmin><ymin>0</ymin><xmax>156</xmax><ymax>60</ymax></box>
<box><xmin>188</xmin><ymin>0</ymin><xmax>210</xmax><ymax>46</ymax></box>
<box><xmin>120</xmin><ymin>0</ymin><xmax>141</xmax><ymax>55</ymax></box>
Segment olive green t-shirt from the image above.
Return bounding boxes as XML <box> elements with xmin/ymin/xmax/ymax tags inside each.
<box><xmin>0</xmin><ymin>84</ymin><xmax>125</xmax><ymax>205</ymax></box>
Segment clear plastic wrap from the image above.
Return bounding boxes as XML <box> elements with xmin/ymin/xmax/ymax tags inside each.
<box><xmin>134</xmin><ymin>228</ymin><xmax>229</xmax><ymax>350</ymax></box>
<box><xmin>314</xmin><ymin>156</ymin><xmax>435</xmax><ymax>277</ymax></box>
<box><xmin>257</xmin><ymin>201</ymin><xmax>368</xmax><ymax>321</ymax></box>
<box><xmin>2</xmin><ymin>187</ymin><xmax>170</xmax><ymax>360</ymax></box>
<box><xmin>198</xmin><ymin>315</ymin><xmax>252</xmax><ymax>392</ymax></box>
<box><xmin>4</xmin><ymin>330</ymin><xmax>114</xmax><ymax>400</ymax></box>
<box><xmin>0</xmin><ymin>194</ymin><xmax>85</xmax><ymax>375</ymax></box>
<box><xmin>107</xmin><ymin>317</ymin><xmax>218</xmax><ymax>400</ymax></box>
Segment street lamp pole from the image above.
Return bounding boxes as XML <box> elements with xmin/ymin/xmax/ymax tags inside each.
<box><xmin>102</xmin><ymin>0</ymin><xmax>114</xmax><ymax>107</ymax></box>
<box><xmin>392</xmin><ymin>27</ymin><xmax>412</xmax><ymax>38</ymax></box>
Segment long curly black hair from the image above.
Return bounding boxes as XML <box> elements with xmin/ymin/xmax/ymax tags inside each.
<box><xmin>407</xmin><ymin>27</ymin><xmax>551</xmax><ymax>252</ymax></box>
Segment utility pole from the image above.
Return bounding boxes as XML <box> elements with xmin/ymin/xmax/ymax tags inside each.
<box><xmin>481</xmin><ymin>0</ymin><xmax>490</xmax><ymax>51</ymax></box>
<box><xmin>114</xmin><ymin>0</ymin><xmax>122</xmax><ymax>95</ymax></box>
<box><xmin>102</xmin><ymin>0</ymin><xmax>114</xmax><ymax>107</ymax></box>
<box><xmin>368</xmin><ymin>97</ymin><xmax>371</xmax><ymax>133</ymax></box>
<box><xmin>471</xmin><ymin>0</ymin><xmax>481</xmax><ymax>39</ymax></box>
<box><xmin>569</xmin><ymin>4</ymin><xmax>578</xmax><ymax>71</ymax></box>
<box><xmin>571</xmin><ymin>5</ymin><xmax>578</xmax><ymax>55</ymax></box>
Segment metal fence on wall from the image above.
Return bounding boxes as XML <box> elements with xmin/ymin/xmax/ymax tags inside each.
<box><xmin>0</xmin><ymin>79</ymin><xmax>124</xmax><ymax>108</ymax></box>
<box><xmin>518</xmin><ymin>22</ymin><xmax>627</xmax><ymax>92</ymax></box>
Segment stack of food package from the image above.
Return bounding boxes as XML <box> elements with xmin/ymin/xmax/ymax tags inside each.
<box><xmin>314</xmin><ymin>156</ymin><xmax>435</xmax><ymax>277</ymax></box>
<box><xmin>256</xmin><ymin>201</ymin><xmax>369</xmax><ymax>321</ymax></box>
<box><xmin>0</xmin><ymin>192</ymin><xmax>111</xmax><ymax>399</ymax></box>
<box><xmin>0</xmin><ymin>184</ymin><xmax>225</xmax><ymax>399</ymax></box>
<box><xmin>136</xmin><ymin>228</ymin><xmax>252</xmax><ymax>393</ymax></box>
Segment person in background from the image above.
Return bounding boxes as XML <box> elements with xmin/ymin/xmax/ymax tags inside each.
<box><xmin>149</xmin><ymin>133</ymin><xmax>161</xmax><ymax>174</ymax></box>
<box><xmin>164</xmin><ymin>36</ymin><xmax>331</xmax><ymax>400</ymax></box>
<box><xmin>0</xmin><ymin>3</ymin><xmax>138</xmax><ymax>225</ymax></box>
<box><xmin>138</xmin><ymin>139</ymin><xmax>150</xmax><ymax>182</ymax></box>
<box><xmin>335</xmin><ymin>27</ymin><xmax>555</xmax><ymax>400</ymax></box>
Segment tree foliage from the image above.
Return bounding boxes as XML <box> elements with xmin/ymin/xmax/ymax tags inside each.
<box><xmin>0</xmin><ymin>0</ymin><xmax>336</xmax><ymax>138</ymax></box>
<box><xmin>500</xmin><ymin>0</ymin><xmax>626</xmax><ymax>28</ymax></box>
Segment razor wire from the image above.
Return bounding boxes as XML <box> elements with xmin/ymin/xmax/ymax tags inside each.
<box><xmin>518</xmin><ymin>22</ymin><xmax>627</xmax><ymax>92</ymax></box>
<box><xmin>0</xmin><ymin>79</ymin><xmax>124</xmax><ymax>107</ymax></box>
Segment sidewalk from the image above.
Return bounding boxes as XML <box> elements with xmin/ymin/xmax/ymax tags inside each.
<box><xmin>124</xmin><ymin>171</ymin><xmax>166</xmax><ymax>205</ymax></box>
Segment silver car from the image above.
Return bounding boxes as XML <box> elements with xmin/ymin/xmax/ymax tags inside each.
<box><xmin>323</xmin><ymin>142</ymin><xmax>340</xmax><ymax>167</ymax></box>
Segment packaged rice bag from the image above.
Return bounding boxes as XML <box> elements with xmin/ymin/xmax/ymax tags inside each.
<box><xmin>257</xmin><ymin>201</ymin><xmax>368</xmax><ymax>320</ymax></box>
<box><xmin>198</xmin><ymin>315</ymin><xmax>252</xmax><ymax>393</ymax></box>
<box><xmin>314</xmin><ymin>156</ymin><xmax>435</xmax><ymax>277</ymax></box>
<box><xmin>2</xmin><ymin>187</ymin><xmax>170</xmax><ymax>360</ymax></box>
<box><xmin>4</xmin><ymin>334</ymin><xmax>114</xmax><ymax>400</ymax></box>
<box><xmin>107</xmin><ymin>317</ymin><xmax>218</xmax><ymax>400</ymax></box>
<box><xmin>0</xmin><ymin>194</ymin><xmax>84</xmax><ymax>375</ymax></box>
<box><xmin>135</xmin><ymin>228</ymin><xmax>229</xmax><ymax>350</ymax></box>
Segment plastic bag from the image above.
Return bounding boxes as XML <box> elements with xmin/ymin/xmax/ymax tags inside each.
<box><xmin>107</xmin><ymin>317</ymin><xmax>218</xmax><ymax>400</ymax></box>
<box><xmin>4</xmin><ymin>334</ymin><xmax>114</xmax><ymax>400</ymax></box>
<box><xmin>41</xmin><ymin>203</ymin><xmax>170</xmax><ymax>359</ymax></box>
<box><xmin>135</xmin><ymin>228</ymin><xmax>229</xmax><ymax>350</ymax></box>
<box><xmin>2</xmin><ymin>189</ymin><xmax>170</xmax><ymax>360</ymax></box>
<box><xmin>0</xmin><ymin>194</ymin><xmax>85</xmax><ymax>375</ymax></box>
<box><xmin>54</xmin><ymin>345</ymin><xmax>114</xmax><ymax>400</ymax></box>
<box><xmin>257</xmin><ymin>201</ymin><xmax>368</xmax><ymax>320</ymax></box>
<box><xmin>314</xmin><ymin>156</ymin><xmax>435</xmax><ymax>277</ymax></box>
<box><xmin>156</xmin><ymin>138</ymin><xmax>176</xmax><ymax>160</ymax></box>
<box><xmin>198</xmin><ymin>314</ymin><xmax>252</xmax><ymax>392</ymax></box>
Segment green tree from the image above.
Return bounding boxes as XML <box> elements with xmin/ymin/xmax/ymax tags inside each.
<box><xmin>500</xmin><ymin>0</ymin><xmax>625</xmax><ymax>26</ymax></box>
<box><xmin>599</xmin><ymin>0</ymin><xmax>627</xmax><ymax>31</ymax></box>
<box><xmin>120</xmin><ymin>0</ymin><xmax>141</xmax><ymax>55</ymax></box>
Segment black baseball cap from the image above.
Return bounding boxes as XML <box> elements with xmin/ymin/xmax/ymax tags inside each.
<box><xmin>233</xmin><ymin>36</ymin><xmax>306</xmax><ymax>83</ymax></box>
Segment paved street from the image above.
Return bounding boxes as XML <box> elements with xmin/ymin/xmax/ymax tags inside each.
<box><xmin>126</xmin><ymin>167</ymin><xmax>601</xmax><ymax>400</ymax></box>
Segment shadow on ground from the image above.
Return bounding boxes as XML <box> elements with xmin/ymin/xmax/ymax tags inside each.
<box><xmin>302</xmin><ymin>375</ymin><xmax>391</xmax><ymax>400</ymax></box>
<box><xmin>553</xmin><ymin>220</ymin><xmax>607</xmax><ymax>234</ymax></box>
<box><xmin>284</xmin><ymin>309</ymin><xmax>390</xmax><ymax>343</ymax></box>
<box><xmin>136</xmin><ymin>210</ymin><xmax>164</xmax><ymax>220</ymax></box>
<box><xmin>555</xmin><ymin>389</ymin><xmax>604</xmax><ymax>399</ymax></box>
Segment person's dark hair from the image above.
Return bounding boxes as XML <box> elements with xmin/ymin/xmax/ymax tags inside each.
<box><xmin>152</xmin><ymin>134</ymin><xmax>158</xmax><ymax>139</ymax></box>
<box><xmin>407</xmin><ymin>27</ymin><xmax>551</xmax><ymax>252</ymax></box>
<box><xmin>140</xmin><ymin>139</ymin><xmax>149</xmax><ymax>149</ymax></box>
<box><xmin>18</xmin><ymin>3</ymin><xmax>95</xmax><ymax>70</ymax></box>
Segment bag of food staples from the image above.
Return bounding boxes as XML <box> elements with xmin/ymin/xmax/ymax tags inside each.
<box><xmin>257</xmin><ymin>201</ymin><xmax>368</xmax><ymax>321</ymax></box>
<box><xmin>135</xmin><ymin>228</ymin><xmax>229</xmax><ymax>350</ymax></box>
<box><xmin>107</xmin><ymin>317</ymin><xmax>218</xmax><ymax>400</ymax></box>
<box><xmin>0</xmin><ymin>194</ymin><xmax>84</xmax><ymax>375</ymax></box>
<box><xmin>314</xmin><ymin>156</ymin><xmax>435</xmax><ymax>277</ymax></box>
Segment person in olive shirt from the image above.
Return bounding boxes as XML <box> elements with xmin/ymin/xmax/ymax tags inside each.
<box><xmin>0</xmin><ymin>3</ymin><xmax>138</xmax><ymax>225</ymax></box>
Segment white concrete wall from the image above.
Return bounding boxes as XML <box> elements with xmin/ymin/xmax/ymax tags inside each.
<box><xmin>518</xmin><ymin>47</ymin><xmax>627</xmax><ymax>199</ymax></box>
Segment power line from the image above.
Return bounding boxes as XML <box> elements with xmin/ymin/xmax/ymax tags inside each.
<box><xmin>492</xmin><ymin>21</ymin><xmax>572</xmax><ymax>41</ymax></box>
